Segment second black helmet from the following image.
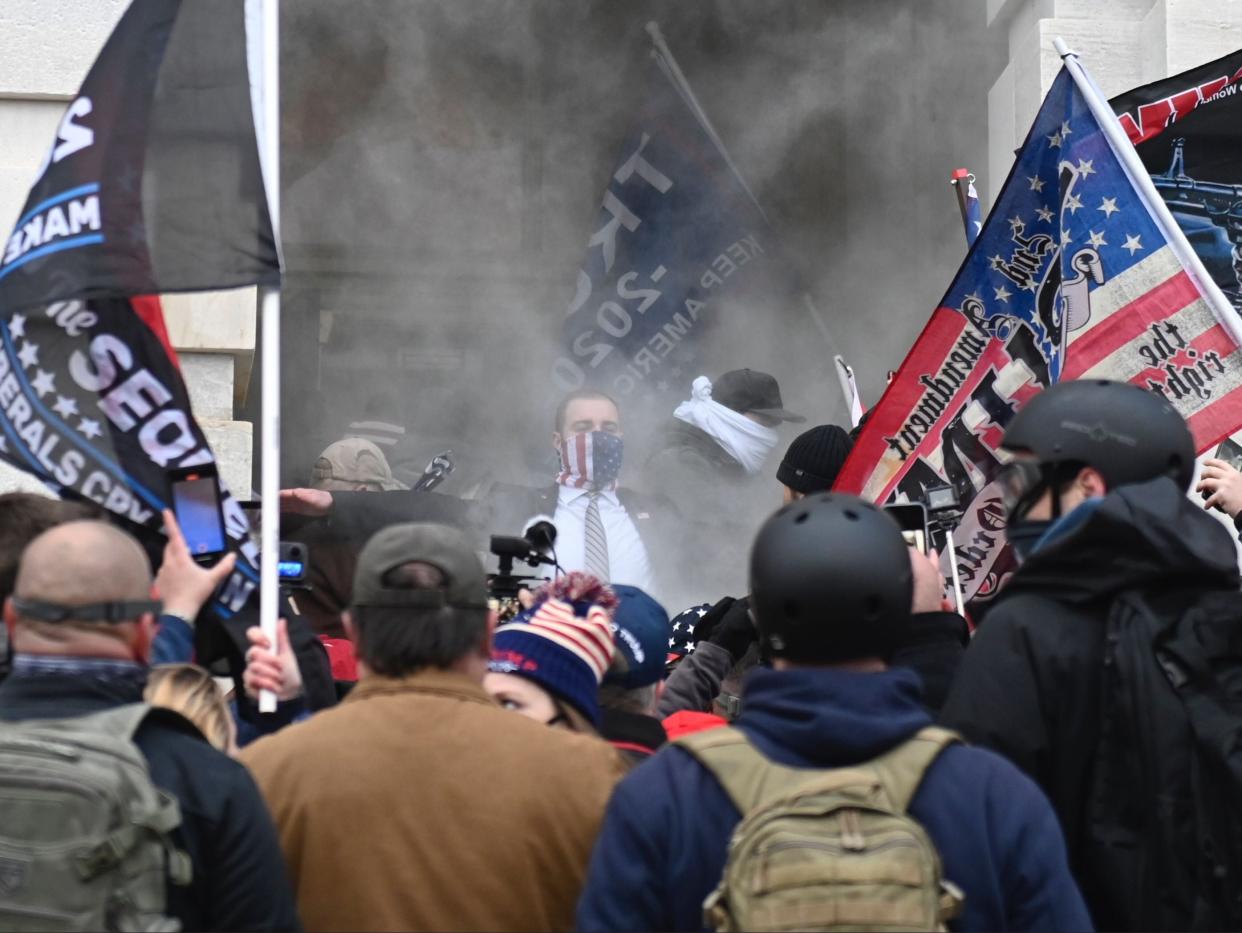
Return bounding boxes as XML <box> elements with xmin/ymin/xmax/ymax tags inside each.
<box><xmin>1001</xmin><ymin>379</ymin><xmax>1196</xmax><ymax>491</ymax></box>
<box><xmin>749</xmin><ymin>493</ymin><xmax>913</xmax><ymax>665</ymax></box>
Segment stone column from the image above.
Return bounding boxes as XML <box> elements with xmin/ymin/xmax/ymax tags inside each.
<box><xmin>987</xmin><ymin>0</ymin><xmax>1242</xmax><ymax>199</ymax></box>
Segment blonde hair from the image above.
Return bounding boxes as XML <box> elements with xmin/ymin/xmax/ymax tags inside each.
<box><xmin>145</xmin><ymin>664</ymin><xmax>235</xmax><ymax>754</ymax></box>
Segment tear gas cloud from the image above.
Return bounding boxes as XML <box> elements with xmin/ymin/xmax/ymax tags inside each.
<box><xmin>274</xmin><ymin>0</ymin><xmax>1000</xmax><ymax>503</ymax></box>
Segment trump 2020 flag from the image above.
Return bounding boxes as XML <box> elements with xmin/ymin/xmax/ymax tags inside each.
<box><xmin>553</xmin><ymin>28</ymin><xmax>777</xmax><ymax>403</ymax></box>
<box><xmin>836</xmin><ymin>53</ymin><xmax>1242</xmax><ymax>609</ymax></box>
<box><xmin>0</xmin><ymin>0</ymin><xmax>279</xmax><ymax>617</ymax></box>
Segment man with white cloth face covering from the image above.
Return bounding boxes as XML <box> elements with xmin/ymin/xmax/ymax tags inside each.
<box><xmin>643</xmin><ymin>369</ymin><xmax>805</xmax><ymax>602</ymax></box>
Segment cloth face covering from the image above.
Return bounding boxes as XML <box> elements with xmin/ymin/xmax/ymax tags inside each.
<box><xmin>674</xmin><ymin>376</ymin><xmax>779</xmax><ymax>475</ymax></box>
<box><xmin>557</xmin><ymin>430</ymin><xmax>625</xmax><ymax>490</ymax></box>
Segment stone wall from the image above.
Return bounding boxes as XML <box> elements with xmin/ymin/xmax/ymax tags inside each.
<box><xmin>0</xmin><ymin>1</ymin><xmax>256</xmax><ymax>500</ymax></box>
<box><xmin>986</xmin><ymin>0</ymin><xmax>1242</xmax><ymax>201</ymax></box>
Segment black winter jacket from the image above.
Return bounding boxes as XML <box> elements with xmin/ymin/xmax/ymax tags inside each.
<box><xmin>940</xmin><ymin>476</ymin><xmax>1240</xmax><ymax>931</ymax></box>
<box><xmin>0</xmin><ymin>664</ymin><xmax>301</xmax><ymax>932</ymax></box>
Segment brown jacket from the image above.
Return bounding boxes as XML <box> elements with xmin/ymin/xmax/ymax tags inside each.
<box><xmin>239</xmin><ymin>668</ymin><xmax>624</xmax><ymax>933</ymax></box>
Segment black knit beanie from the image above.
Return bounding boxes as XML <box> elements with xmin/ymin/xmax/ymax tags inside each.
<box><xmin>776</xmin><ymin>424</ymin><xmax>853</xmax><ymax>494</ymax></box>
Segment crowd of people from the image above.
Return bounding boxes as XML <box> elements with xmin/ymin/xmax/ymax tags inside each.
<box><xmin>2</xmin><ymin>372</ymin><xmax>1242</xmax><ymax>932</ymax></box>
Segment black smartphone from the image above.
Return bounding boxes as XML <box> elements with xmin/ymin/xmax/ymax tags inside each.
<box><xmin>885</xmin><ymin>502</ymin><xmax>930</xmax><ymax>554</ymax></box>
<box><xmin>168</xmin><ymin>465</ymin><xmax>228</xmax><ymax>562</ymax></box>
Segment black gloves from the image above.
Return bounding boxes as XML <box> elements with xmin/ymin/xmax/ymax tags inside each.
<box><xmin>693</xmin><ymin>596</ymin><xmax>756</xmax><ymax>662</ymax></box>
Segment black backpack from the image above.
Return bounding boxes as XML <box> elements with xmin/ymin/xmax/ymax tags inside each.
<box><xmin>1087</xmin><ymin>586</ymin><xmax>1242</xmax><ymax>930</ymax></box>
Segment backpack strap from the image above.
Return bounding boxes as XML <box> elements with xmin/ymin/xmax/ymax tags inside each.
<box><xmin>675</xmin><ymin>727</ymin><xmax>881</xmax><ymax>814</ymax></box>
<box><xmin>67</xmin><ymin>702</ymin><xmax>154</xmax><ymax>743</ymax></box>
<box><xmin>675</xmin><ymin>725</ymin><xmax>960</xmax><ymax>815</ymax></box>
<box><xmin>861</xmin><ymin>726</ymin><xmax>961</xmax><ymax>812</ymax></box>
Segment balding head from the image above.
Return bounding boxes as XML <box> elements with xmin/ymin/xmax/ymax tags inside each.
<box><xmin>7</xmin><ymin>521</ymin><xmax>156</xmax><ymax>661</ymax></box>
<box><xmin>16</xmin><ymin>521</ymin><xmax>152</xmax><ymax>605</ymax></box>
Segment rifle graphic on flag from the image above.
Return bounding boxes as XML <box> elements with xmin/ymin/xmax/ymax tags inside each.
<box><xmin>0</xmin><ymin>1</ymin><xmax>283</xmax><ymax>681</ymax></box>
<box><xmin>835</xmin><ymin>41</ymin><xmax>1242</xmax><ymax>612</ymax></box>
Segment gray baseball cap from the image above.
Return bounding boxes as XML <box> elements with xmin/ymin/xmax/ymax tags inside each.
<box><xmin>352</xmin><ymin>523</ymin><xmax>489</xmax><ymax>610</ymax></box>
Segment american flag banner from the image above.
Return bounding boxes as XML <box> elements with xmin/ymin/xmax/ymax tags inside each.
<box><xmin>836</xmin><ymin>53</ymin><xmax>1242</xmax><ymax>609</ymax></box>
<box><xmin>951</xmin><ymin>168</ymin><xmax>984</xmax><ymax>247</ymax></box>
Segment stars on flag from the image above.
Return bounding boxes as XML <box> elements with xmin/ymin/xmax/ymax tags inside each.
<box><xmin>989</xmin><ymin>254</ymin><xmax>1006</xmax><ymax>270</ymax></box>
<box><xmin>994</xmin><ymin>285</ymin><xmax>1012</xmax><ymax>303</ymax></box>
<box><xmin>8</xmin><ymin>314</ymin><xmax>25</xmax><ymax>340</ymax></box>
<box><xmin>1008</xmin><ymin>215</ymin><xmax>1026</xmax><ymax>236</ymax></box>
<box><xmin>1048</xmin><ymin>130</ymin><xmax>1063</xmax><ymax>148</ymax></box>
<box><xmin>1076</xmin><ymin>158</ymin><xmax>1095</xmax><ymax>178</ymax></box>
<box><xmin>1098</xmin><ymin>197</ymin><xmax>1119</xmax><ymax>218</ymax></box>
<box><xmin>1060</xmin><ymin>120</ymin><xmax>1073</xmax><ymax>139</ymax></box>
<box><xmin>1035</xmin><ymin>205</ymin><xmax>1054</xmax><ymax>223</ymax></box>
<box><xmin>1064</xmin><ymin>193</ymin><xmax>1084</xmax><ymax>214</ymax></box>
<box><xmin>53</xmin><ymin>395</ymin><xmax>78</xmax><ymax>418</ymax></box>
<box><xmin>1061</xmin><ymin>229</ymin><xmax>1073</xmax><ymax>246</ymax></box>
<box><xmin>30</xmin><ymin>370</ymin><xmax>56</xmax><ymax>398</ymax></box>
<box><xmin>1087</xmin><ymin>230</ymin><xmax>1107</xmax><ymax>249</ymax></box>
<box><xmin>77</xmin><ymin>418</ymin><xmax>103</xmax><ymax>440</ymax></box>
<box><xmin>1121</xmin><ymin>234</ymin><xmax>1143</xmax><ymax>256</ymax></box>
<box><xmin>1028</xmin><ymin>175</ymin><xmax>1045</xmax><ymax>192</ymax></box>
<box><xmin>17</xmin><ymin>342</ymin><xmax>38</xmax><ymax>369</ymax></box>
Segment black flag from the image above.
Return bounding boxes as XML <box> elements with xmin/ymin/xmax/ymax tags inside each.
<box><xmin>1110</xmin><ymin>50</ymin><xmax>1242</xmax><ymax>309</ymax></box>
<box><xmin>0</xmin><ymin>0</ymin><xmax>277</xmax><ymax>310</ymax></box>
<box><xmin>0</xmin><ymin>0</ymin><xmax>279</xmax><ymax>620</ymax></box>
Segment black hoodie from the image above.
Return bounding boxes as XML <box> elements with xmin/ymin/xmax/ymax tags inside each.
<box><xmin>941</xmin><ymin>475</ymin><xmax>1239</xmax><ymax>930</ymax></box>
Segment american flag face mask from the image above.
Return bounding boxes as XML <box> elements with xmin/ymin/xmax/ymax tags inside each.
<box><xmin>557</xmin><ymin>431</ymin><xmax>625</xmax><ymax>491</ymax></box>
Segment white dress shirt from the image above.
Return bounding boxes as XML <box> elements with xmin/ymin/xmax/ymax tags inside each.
<box><xmin>548</xmin><ymin>485</ymin><xmax>654</xmax><ymax>590</ymax></box>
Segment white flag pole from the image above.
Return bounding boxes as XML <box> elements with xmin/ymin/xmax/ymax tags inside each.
<box><xmin>256</xmin><ymin>0</ymin><xmax>282</xmax><ymax>713</ymax></box>
<box><xmin>1054</xmin><ymin>37</ymin><xmax>1242</xmax><ymax>347</ymax></box>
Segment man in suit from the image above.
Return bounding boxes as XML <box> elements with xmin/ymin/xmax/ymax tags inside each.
<box><xmin>488</xmin><ymin>390</ymin><xmax>671</xmax><ymax>597</ymax></box>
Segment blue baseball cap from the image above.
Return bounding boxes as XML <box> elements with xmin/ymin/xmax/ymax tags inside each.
<box><xmin>605</xmin><ymin>585</ymin><xmax>671</xmax><ymax>689</ymax></box>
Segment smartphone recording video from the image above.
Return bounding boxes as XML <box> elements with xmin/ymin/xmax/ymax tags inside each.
<box><xmin>168</xmin><ymin>467</ymin><xmax>227</xmax><ymax>561</ymax></box>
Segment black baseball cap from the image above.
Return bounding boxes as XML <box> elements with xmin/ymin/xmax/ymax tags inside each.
<box><xmin>352</xmin><ymin>523</ymin><xmax>489</xmax><ymax>610</ymax></box>
<box><xmin>713</xmin><ymin>369</ymin><xmax>805</xmax><ymax>423</ymax></box>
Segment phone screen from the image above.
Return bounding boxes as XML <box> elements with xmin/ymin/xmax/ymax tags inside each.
<box><xmin>171</xmin><ymin>473</ymin><xmax>226</xmax><ymax>557</ymax></box>
<box><xmin>885</xmin><ymin>503</ymin><xmax>930</xmax><ymax>555</ymax></box>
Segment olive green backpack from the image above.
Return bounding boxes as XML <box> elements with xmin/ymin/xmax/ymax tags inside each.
<box><xmin>0</xmin><ymin>703</ymin><xmax>191</xmax><ymax>931</ymax></box>
<box><xmin>675</xmin><ymin>725</ymin><xmax>965</xmax><ymax>932</ymax></box>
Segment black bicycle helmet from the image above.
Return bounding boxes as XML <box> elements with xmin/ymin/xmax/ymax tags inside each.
<box><xmin>749</xmin><ymin>493</ymin><xmax>912</xmax><ymax>664</ymax></box>
<box><xmin>1002</xmin><ymin>379</ymin><xmax>1195</xmax><ymax>491</ymax></box>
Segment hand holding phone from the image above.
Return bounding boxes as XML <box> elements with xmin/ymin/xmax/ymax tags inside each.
<box><xmin>168</xmin><ymin>466</ymin><xmax>227</xmax><ymax>562</ymax></box>
<box><xmin>885</xmin><ymin>502</ymin><xmax>930</xmax><ymax>554</ymax></box>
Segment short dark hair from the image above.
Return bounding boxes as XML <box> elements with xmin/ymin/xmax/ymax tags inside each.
<box><xmin>0</xmin><ymin>494</ymin><xmax>99</xmax><ymax>603</ymax></box>
<box><xmin>554</xmin><ymin>389</ymin><xmax>620</xmax><ymax>434</ymax></box>
<box><xmin>351</xmin><ymin>560</ymin><xmax>488</xmax><ymax>676</ymax></box>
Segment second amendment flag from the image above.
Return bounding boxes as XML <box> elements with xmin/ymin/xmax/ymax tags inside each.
<box><xmin>836</xmin><ymin>58</ymin><xmax>1242</xmax><ymax>608</ymax></box>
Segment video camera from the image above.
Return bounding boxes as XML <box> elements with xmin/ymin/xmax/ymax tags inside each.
<box><xmin>487</xmin><ymin>519</ymin><xmax>559</xmax><ymax>621</ymax></box>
